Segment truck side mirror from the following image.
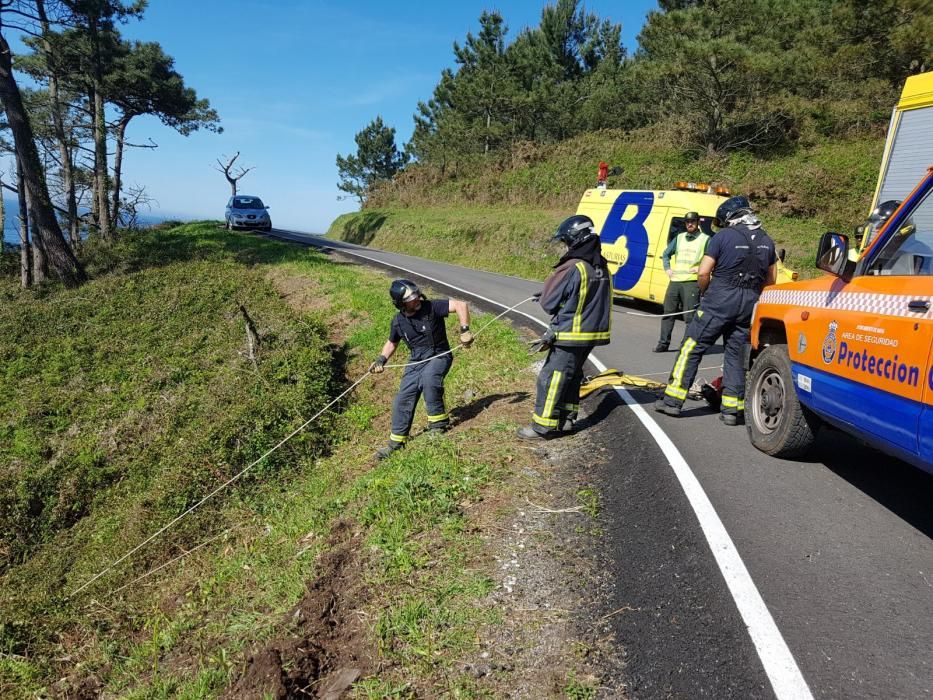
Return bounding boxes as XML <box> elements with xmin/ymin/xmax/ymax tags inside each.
<box><xmin>816</xmin><ymin>231</ymin><xmax>855</xmax><ymax>281</ymax></box>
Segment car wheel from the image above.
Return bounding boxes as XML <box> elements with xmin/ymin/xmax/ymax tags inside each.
<box><xmin>226</xmin><ymin>219</ymin><xmax>233</xmax><ymax>231</ymax></box>
<box><xmin>263</xmin><ymin>224</ymin><xmax>272</xmax><ymax>232</ymax></box>
<box><xmin>746</xmin><ymin>344</ymin><xmax>820</xmax><ymax>458</ymax></box>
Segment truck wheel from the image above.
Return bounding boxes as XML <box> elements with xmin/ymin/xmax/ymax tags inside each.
<box><xmin>746</xmin><ymin>344</ymin><xmax>819</xmax><ymax>458</ymax></box>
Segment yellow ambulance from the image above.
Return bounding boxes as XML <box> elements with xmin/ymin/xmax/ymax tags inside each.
<box><xmin>576</xmin><ymin>182</ymin><xmax>797</xmax><ymax>304</ymax></box>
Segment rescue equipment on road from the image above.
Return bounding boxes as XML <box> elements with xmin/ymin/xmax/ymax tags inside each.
<box><xmin>578</xmin><ymin>366</ymin><xmax>723</xmax><ymax>409</ymax></box>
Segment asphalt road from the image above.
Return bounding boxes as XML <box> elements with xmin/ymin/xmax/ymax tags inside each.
<box><xmin>266</xmin><ymin>228</ymin><xmax>933</xmax><ymax>699</ymax></box>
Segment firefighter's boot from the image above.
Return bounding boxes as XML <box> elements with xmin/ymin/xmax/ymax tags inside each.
<box><xmin>375</xmin><ymin>441</ymin><xmax>404</xmax><ymax>460</ymax></box>
<box><xmin>516</xmin><ymin>425</ymin><xmax>559</xmax><ymax>441</ymax></box>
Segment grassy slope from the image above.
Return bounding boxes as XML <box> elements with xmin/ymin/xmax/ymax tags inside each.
<box><xmin>328</xmin><ymin>129</ymin><xmax>884</xmax><ymax>278</ymax></box>
<box><xmin>0</xmin><ymin>224</ymin><xmax>547</xmax><ymax>697</ymax></box>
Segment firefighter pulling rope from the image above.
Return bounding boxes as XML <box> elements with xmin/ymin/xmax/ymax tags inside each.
<box><xmin>71</xmin><ymin>293</ymin><xmax>537</xmax><ymax>599</ymax></box>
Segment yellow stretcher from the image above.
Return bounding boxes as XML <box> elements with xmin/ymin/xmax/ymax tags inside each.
<box><xmin>579</xmin><ymin>368</ymin><xmax>722</xmax><ymax>409</ymax></box>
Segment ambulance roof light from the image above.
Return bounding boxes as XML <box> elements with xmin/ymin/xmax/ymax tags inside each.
<box><xmin>673</xmin><ymin>180</ymin><xmax>729</xmax><ymax>195</ymax></box>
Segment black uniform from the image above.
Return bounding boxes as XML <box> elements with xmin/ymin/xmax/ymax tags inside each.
<box><xmin>387</xmin><ymin>299</ymin><xmax>453</xmax><ymax>445</ymax></box>
<box><xmin>662</xmin><ymin>223</ymin><xmax>776</xmax><ymax>416</ymax></box>
<box><xmin>532</xmin><ymin>239</ymin><xmax>612</xmax><ymax>434</ymax></box>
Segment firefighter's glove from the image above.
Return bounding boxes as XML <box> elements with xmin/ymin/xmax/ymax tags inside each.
<box><xmin>369</xmin><ymin>355</ymin><xmax>387</xmax><ymax>374</ymax></box>
<box><xmin>528</xmin><ymin>329</ymin><xmax>555</xmax><ymax>354</ymax></box>
<box><xmin>459</xmin><ymin>326</ymin><xmax>474</xmax><ymax>347</ymax></box>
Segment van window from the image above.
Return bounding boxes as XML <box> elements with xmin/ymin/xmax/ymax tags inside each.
<box><xmin>668</xmin><ymin>215</ymin><xmax>715</xmax><ymax>242</ymax></box>
<box><xmin>868</xmin><ymin>189</ymin><xmax>933</xmax><ymax>276</ymax></box>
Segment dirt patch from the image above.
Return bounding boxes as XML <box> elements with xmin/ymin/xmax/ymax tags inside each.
<box><xmin>265</xmin><ymin>267</ymin><xmax>329</xmax><ymax>314</ymax></box>
<box><xmin>52</xmin><ymin>672</ymin><xmax>104</xmax><ymax>700</ymax></box>
<box><xmin>223</xmin><ymin>520</ymin><xmax>376</xmax><ymax>699</ymax></box>
<box><xmin>462</xmin><ymin>389</ymin><xmax>629</xmax><ymax>698</ymax></box>
<box><xmin>265</xmin><ymin>267</ymin><xmax>360</xmax><ymax>341</ymax></box>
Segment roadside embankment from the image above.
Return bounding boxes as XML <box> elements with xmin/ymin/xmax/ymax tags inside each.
<box><xmin>329</xmin><ymin>130</ymin><xmax>884</xmax><ymax>277</ymax></box>
<box><xmin>0</xmin><ymin>222</ymin><xmax>618</xmax><ymax>698</ymax></box>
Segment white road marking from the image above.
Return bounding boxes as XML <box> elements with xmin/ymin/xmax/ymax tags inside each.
<box><xmin>280</xmin><ymin>233</ymin><xmax>815</xmax><ymax>700</ymax></box>
<box><xmin>615</xmin><ymin>391</ymin><xmax>814</xmax><ymax>700</ymax></box>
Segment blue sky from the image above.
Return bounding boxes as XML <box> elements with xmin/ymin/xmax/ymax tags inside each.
<box><xmin>6</xmin><ymin>0</ymin><xmax>657</xmax><ymax>238</ymax></box>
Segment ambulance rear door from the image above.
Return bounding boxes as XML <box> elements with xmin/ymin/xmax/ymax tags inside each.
<box><xmin>644</xmin><ymin>207</ymin><xmax>676</xmax><ymax>303</ymax></box>
<box><xmin>588</xmin><ymin>189</ymin><xmax>658</xmax><ymax>300</ymax></box>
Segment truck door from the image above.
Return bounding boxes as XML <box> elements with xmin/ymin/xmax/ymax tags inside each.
<box><xmin>919</xmin><ymin>342</ymin><xmax>933</xmax><ymax>467</ymax></box>
<box><xmin>820</xmin><ymin>190</ymin><xmax>933</xmax><ymax>461</ymax></box>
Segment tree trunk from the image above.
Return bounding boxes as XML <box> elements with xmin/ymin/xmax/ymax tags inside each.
<box><xmin>93</xmin><ymin>85</ymin><xmax>112</xmax><ymax>239</ymax></box>
<box><xmin>50</xmin><ymin>63</ymin><xmax>80</xmax><ymax>248</ymax></box>
<box><xmin>88</xmin><ymin>12</ymin><xmax>111</xmax><ymax>240</ymax></box>
<box><xmin>19</xmin><ymin>154</ymin><xmax>47</xmax><ymax>284</ymax></box>
<box><xmin>88</xmin><ymin>99</ymin><xmax>99</xmax><ymax>229</ymax></box>
<box><xmin>36</xmin><ymin>0</ymin><xmax>79</xmax><ymax>247</ymax></box>
<box><xmin>32</xmin><ymin>219</ymin><xmax>48</xmax><ymax>284</ymax></box>
<box><xmin>0</xmin><ymin>32</ymin><xmax>85</xmax><ymax>287</ymax></box>
<box><xmin>111</xmin><ymin>115</ymin><xmax>130</xmax><ymax>225</ymax></box>
<box><xmin>16</xmin><ymin>157</ymin><xmax>31</xmax><ymax>288</ymax></box>
<box><xmin>0</xmin><ymin>177</ymin><xmax>5</xmax><ymax>255</ymax></box>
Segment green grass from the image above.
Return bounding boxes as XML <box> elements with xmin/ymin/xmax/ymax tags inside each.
<box><xmin>0</xmin><ymin>222</ymin><xmax>536</xmax><ymax>697</ymax></box>
<box><xmin>563</xmin><ymin>671</ymin><xmax>597</xmax><ymax>700</ymax></box>
<box><xmin>328</xmin><ymin>205</ymin><xmax>565</xmax><ymax>281</ymax></box>
<box><xmin>330</xmin><ymin>130</ymin><xmax>886</xmax><ymax>278</ymax></box>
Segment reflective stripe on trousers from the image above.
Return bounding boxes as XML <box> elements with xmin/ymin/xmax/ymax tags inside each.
<box><xmin>532</xmin><ymin>345</ymin><xmax>592</xmax><ymax>432</ymax></box>
<box><xmin>663</xmin><ymin>309</ymin><xmax>750</xmax><ymax>415</ymax></box>
<box><xmin>390</xmin><ymin>354</ymin><xmax>453</xmax><ymax>438</ymax></box>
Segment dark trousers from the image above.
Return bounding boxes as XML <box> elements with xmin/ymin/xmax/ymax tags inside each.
<box><xmin>532</xmin><ymin>345</ymin><xmax>592</xmax><ymax>433</ymax></box>
<box><xmin>662</xmin><ymin>309</ymin><xmax>749</xmax><ymax>415</ymax></box>
<box><xmin>389</xmin><ymin>354</ymin><xmax>453</xmax><ymax>443</ymax></box>
<box><xmin>659</xmin><ymin>280</ymin><xmax>700</xmax><ymax>347</ymax></box>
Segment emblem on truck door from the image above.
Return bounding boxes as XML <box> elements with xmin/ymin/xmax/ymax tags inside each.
<box><xmin>822</xmin><ymin>320</ymin><xmax>838</xmax><ymax>364</ymax></box>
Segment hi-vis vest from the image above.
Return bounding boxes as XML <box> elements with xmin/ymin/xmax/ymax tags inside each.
<box><xmin>670</xmin><ymin>231</ymin><xmax>710</xmax><ymax>282</ymax></box>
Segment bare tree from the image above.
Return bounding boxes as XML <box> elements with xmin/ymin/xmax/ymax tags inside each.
<box><xmin>117</xmin><ymin>182</ymin><xmax>153</xmax><ymax>228</ymax></box>
<box><xmin>214</xmin><ymin>151</ymin><xmax>253</xmax><ymax>196</ymax></box>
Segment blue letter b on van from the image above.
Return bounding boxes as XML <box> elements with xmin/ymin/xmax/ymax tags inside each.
<box><xmin>599</xmin><ymin>191</ymin><xmax>653</xmax><ymax>292</ymax></box>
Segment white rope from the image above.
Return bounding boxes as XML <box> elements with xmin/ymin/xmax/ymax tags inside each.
<box><xmin>104</xmin><ymin>528</ymin><xmax>236</xmax><ymax>598</ymax></box>
<box><xmin>626</xmin><ymin>364</ymin><xmax>722</xmax><ymax>378</ymax></box>
<box><xmin>72</xmin><ymin>296</ymin><xmax>538</xmax><ymax>599</ymax></box>
<box><xmin>69</xmin><ymin>371</ymin><xmax>372</xmax><ymax>598</ymax></box>
<box><xmin>384</xmin><ymin>296</ymin><xmax>536</xmax><ymax>369</ymax></box>
<box><xmin>622</xmin><ymin>307</ymin><xmax>699</xmax><ymax>318</ymax></box>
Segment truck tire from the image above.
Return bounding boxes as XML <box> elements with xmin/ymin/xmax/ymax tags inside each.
<box><xmin>746</xmin><ymin>344</ymin><xmax>820</xmax><ymax>458</ymax></box>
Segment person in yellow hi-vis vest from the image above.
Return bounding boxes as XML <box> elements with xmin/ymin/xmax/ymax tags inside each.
<box><xmin>653</xmin><ymin>212</ymin><xmax>710</xmax><ymax>353</ymax></box>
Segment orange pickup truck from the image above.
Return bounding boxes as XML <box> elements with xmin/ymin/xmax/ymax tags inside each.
<box><xmin>746</xmin><ymin>168</ymin><xmax>933</xmax><ymax>472</ymax></box>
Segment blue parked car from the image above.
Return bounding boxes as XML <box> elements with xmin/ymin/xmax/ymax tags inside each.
<box><xmin>225</xmin><ymin>195</ymin><xmax>271</xmax><ymax>231</ymax></box>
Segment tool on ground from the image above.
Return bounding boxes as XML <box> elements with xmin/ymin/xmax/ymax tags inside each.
<box><xmin>579</xmin><ymin>367</ymin><xmax>723</xmax><ymax>409</ymax></box>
